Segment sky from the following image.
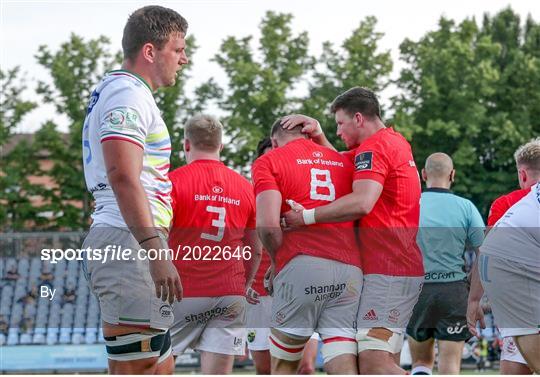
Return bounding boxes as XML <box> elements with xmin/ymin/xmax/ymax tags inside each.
<box><xmin>1</xmin><ymin>0</ymin><xmax>539</xmax><ymax>133</ymax></box>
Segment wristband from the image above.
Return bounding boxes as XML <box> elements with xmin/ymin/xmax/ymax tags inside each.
<box><xmin>138</xmin><ymin>235</ymin><xmax>159</xmax><ymax>245</ymax></box>
<box><xmin>302</xmin><ymin>209</ymin><xmax>316</xmax><ymax>225</ymax></box>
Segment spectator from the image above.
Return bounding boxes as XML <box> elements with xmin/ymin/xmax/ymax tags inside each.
<box><xmin>3</xmin><ymin>265</ymin><xmax>20</xmax><ymax>282</ymax></box>
<box><xmin>18</xmin><ymin>285</ymin><xmax>38</xmax><ymax>305</ymax></box>
<box><xmin>19</xmin><ymin>317</ymin><xmax>34</xmax><ymax>334</ymax></box>
<box><xmin>62</xmin><ymin>285</ymin><xmax>76</xmax><ymax>305</ymax></box>
<box><xmin>0</xmin><ymin>315</ymin><xmax>8</xmax><ymax>335</ymax></box>
<box><xmin>39</xmin><ymin>267</ymin><xmax>54</xmax><ymax>290</ymax></box>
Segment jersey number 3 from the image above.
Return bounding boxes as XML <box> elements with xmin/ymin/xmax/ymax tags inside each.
<box><xmin>201</xmin><ymin>206</ymin><xmax>226</xmax><ymax>242</ymax></box>
<box><xmin>310</xmin><ymin>168</ymin><xmax>335</xmax><ymax>201</ymax></box>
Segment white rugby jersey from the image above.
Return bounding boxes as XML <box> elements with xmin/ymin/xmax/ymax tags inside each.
<box><xmin>82</xmin><ymin>70</ymin><xmax>173</xmax><ymax>228</ymax></box>
<box><xmin>481</xmin><ymin>182</ymin><xmax>540</xmax><ymax>267</ymax></box>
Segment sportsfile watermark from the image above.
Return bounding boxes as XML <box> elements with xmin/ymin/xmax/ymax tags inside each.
<box><xmin>40</xmin><ymin>244</ymin><xmax>253</xmax><ymax>264</ymax></box>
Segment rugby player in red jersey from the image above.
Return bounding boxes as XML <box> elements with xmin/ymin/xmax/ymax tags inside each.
<box><xmin>247</xmin><ymin>138</ymin><xmax>321</xmax><ymax>375</ymax></box>
<box><xmin>253</xmin><ymin>121</ymin><xmax>363</xmax><ymax>374</ymax></box>
<box><xmin>168</xmin><ymin>114</ymin><xmax>262</xmax><ymax>374</ymax></box>
<box><xmin>282</xmin><ymin>87</ymin><xmax>424</xmax><ymax>374</ymax></box>
<box><xmin>468</xmin><ymin>137</ymin><xmax>540</xmax><ymax>375</ymax></box>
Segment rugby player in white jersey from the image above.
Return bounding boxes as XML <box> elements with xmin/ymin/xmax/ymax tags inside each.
<box><xmin>81</xmin><ymin>6</ymin><xmax>188</xmax><ymax>374</ymax></box>
<box><xmin>467</xmin><ymin>139</ymin><xmax>540</xmax><ymax>373</ymax></box>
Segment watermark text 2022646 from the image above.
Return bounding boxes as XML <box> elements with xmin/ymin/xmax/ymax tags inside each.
<box><xmin>40</xmin><ymin>245</ymin><xmax>252</xmax><ymax>264</ymax></box>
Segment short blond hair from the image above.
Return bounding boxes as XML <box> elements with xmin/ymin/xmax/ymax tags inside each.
<box><xmin>184</xmin><ymin>114</ymin><xmax>223</xmax><ymax>152</ymax></box>
<box><xmin>514</xmin><ymin>137</ymin><xmax>540</xmax><ymax>171</ymax></box>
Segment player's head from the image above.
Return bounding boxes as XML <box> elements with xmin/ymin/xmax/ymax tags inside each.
<box><xmin>270</xmin><ymin>118</ymin><xmax>307</xmax><ymax>148</ymax></box>
<box><xmin>330</xmin><ymin>87</ymin><xmax>382</xmax><ymax>149</ymax></box>
<box><xmin>122</xmin><ymin>5</ymin><xmax>189</xmax><ymax>89</ymax></box>
<box><xmin>183</xmin><ymin>114</ymin><xmax>223</xmax><ymax>163</ymax></box>
<box><xmin>256</xmin><ymin>137</ymin><xmax>273</xmax><ymax>158</ymax></box>
<box><xmin>422</xmin><ymin>152</ymin><xmax>455</xmax><ymax>188</ymax></box>
<box><xmin>514</xmin><ymin>137</ymin><xmax>540</xmax><ymax>189</ymax></box>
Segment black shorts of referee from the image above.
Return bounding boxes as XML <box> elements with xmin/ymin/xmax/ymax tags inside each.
<box><xmin>406</xmin><ymin>280</ymin><xmax>471</xmax><ymax>342</ymax></box>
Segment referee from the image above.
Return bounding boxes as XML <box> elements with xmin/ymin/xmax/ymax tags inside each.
<box><xmin>407</xmin><ymin>153</ymin><xmax>485</xmax><ymax>375</ymax></box>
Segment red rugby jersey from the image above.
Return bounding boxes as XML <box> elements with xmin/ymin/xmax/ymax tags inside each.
<box><xmin>352</xmin><ymin>127</ymin><xmax>423</xmax><ymax>276</ymax></box>
<box><xmin>168</xmin><ymin>159</ymin><xmax>256</xmax><ymax>297</ymax></box>
<box><xmin>252</xmin><ymin>138</ymin><xmax>362</xmax><ymax>274</ymax></box>
<box><xmin>487</xmin><ymin>188</ymin><xmax>529</xmax><ymax>226</ymax></box>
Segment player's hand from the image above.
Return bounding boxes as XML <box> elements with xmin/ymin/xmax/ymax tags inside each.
<box><xmin>281</xmin><ymin>114</ymin><xmax>323</xmax><ymax>137</ymax></box>
<box><xmin>282</xmin><ymin>199</ymin><xmax>306</xmax><ymax>229</ymax></box>
<box><xmin>263</xmin><ymin>265</ymin><xmax>275</xmax><ymax>296</ymax></box>
<box><xmin>245</xmin><ymin>286</ymin><xmax>260</xmax><ymax>305</ymax></box>
<box><xmin>149</xmin><ymin>258</ymin><xmax>183</xmax><ymax>304</ymax></box>
<box><xmin>466</xmin><ymin>299</ymin><xmax>485</xmax><ymax>337</ymax></box>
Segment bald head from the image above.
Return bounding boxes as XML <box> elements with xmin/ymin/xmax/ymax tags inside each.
<box><xmin>422</xmin><ymin>153</ymin><xmax>455</xmax><ymax>188</ymax></box>
<box><xmin>425</xmin><ymin>153</ymin><xmax>454</xmax><ymax>178</ymax></box>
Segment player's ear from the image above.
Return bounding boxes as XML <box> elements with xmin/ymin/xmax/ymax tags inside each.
<box><xmin>219</xmin><ymin>144</ymin><xmax>224</xmax><ymax>152</ymax></box>
<box><xmin>518</xmin><ymin>168</ymin><xmax>527</xmax><ymax>186</ymax></box>
<box><xmin>421</xmin><ymin>168</ymin><xmax>427</xmax><ymax>182</ymax></box>
<box><xmin>354</xmin><ymin>112</ymin><xmax>363</xmax><ymax>128</ymax></box>
<box><xmin>141</xmin><ymin>43</ymin><xmax>156</xmax><ymax>63</ymax></box>
<box><xmin>271</xmin><ymin>137</ymin><xmax>279</xmax><ymax>149</ymax></box>
<box><xmin>183</xmin><ymin>138</ymin><xmax>190</xmax><ymax>153</ymax></box>
<box><xmin>450</xmin><ymin>169</ymin><xmax>455</xmax><ymax>183</ymax></box>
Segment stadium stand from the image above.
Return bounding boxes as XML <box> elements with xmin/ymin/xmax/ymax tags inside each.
<box><xmin>0</xmin><ymin>254</ymin><xmax>103</xmax><ymax>347</ymax></box>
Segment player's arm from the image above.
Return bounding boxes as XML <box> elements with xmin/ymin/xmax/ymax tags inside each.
<box><xmin>255</xmin><ymin>190</ymin><xmax>283</xmax><ymax>264</ymax></box>
<box><xmin>102</xmin><ymin>140</ymin><xmax>182</xmax><ymax>303</ymax></box>
<box><xmin>242</xmin><ymin>230</ymin><xmax>262</xmax><ymax>288</ymax></box>
<box><xmin>284</xmin><ymin>179</ymin><xmax>382</xmax><ymax>227</ymax></box>
<box><xmin>280</xmin><ymin>114</ymin><xmax>335</xmax><ymax>151</ymax></box>
<box><xmin>466</xmin><ymin>247</ymin><xmax>485</xmax><ymax>337</ymax></box>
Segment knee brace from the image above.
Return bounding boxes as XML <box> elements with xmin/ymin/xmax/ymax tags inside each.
<box><xmin>104</xmin><ymin>330</ymin><xmax>169</xmax><ymax>361</ymax></box>
<box><xmin>356</xmin><ymin>328</ymin><xmax>404</xmax><ymax>354</ymax></box>
<box><xmin>269</xmin><ymin>332</ymin><xmax>307</xmax><ymax>361</ymax></box>
<box><xmin>321</xmin><ymin>336</ymin><xmax>357</xmax><ymax>363</ymax></box>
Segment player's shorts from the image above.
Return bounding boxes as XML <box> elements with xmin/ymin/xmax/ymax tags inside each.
<box><xmin>170</xmin><ymin>296</ymin><xmax>246</xmax><ymax>356</ymax></box>
<box><xmin>479</xmin><ymin>254</ymin><xmax>540</xmax><ymax>338</ymax></box>
<box><xmin>357</xmin><ymin>274</ymin><xmax>423</xmax><ymax>352</ymax></box>
<box><xmin>500</xmin><ymin>336</ymin><xmax>528</xmax><ymax>364</ymax></box>
<box><xmin>406</xmin><ymin>281</ymin><xmax>470</xmax><ymax>342</ymax></box>
<box><xmin>271</xmin><ymin>255</ymin><xmax>362</xmax><ymax>340</ymax></box>
<box><xmin>246</xmin><ymin>295</ymin><xmax>272</xmax><ymax>351</ymax></box>
<box><xmin>82</xmin><ymin>226</ymin><xmax>173</xmax><ymax>330</ymax></box>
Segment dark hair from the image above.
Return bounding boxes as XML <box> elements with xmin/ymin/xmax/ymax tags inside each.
<box><xmin>330</xmin><ymin>87</ymin><xmax>381</xmax><ymax>119</ymax></box>
<box><xmin>270</xmin><ymin>118</ymin><xmax>302</xmax><ymax>138</ymax></box>
<box><xmin>256</xmin><ymin>137</ymin><xmax>272</xmax><ymax>158</ymax></box>
<box><xmin>122</xmin><ymin>5</ymin><xmax>188</xmax><ymax>61</ymax></box>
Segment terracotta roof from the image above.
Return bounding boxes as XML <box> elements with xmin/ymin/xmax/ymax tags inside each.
<box><xmin>1</xmin><ymin>133</ymin><xmax>69</xmax><ymax>158</ymax></box>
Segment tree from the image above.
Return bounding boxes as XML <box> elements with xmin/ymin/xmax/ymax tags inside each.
<box><xmin>154</xmin><ymin>35</ymin><xmax>217</xmax><ymax>168</ymax></box>
<box><xmin>393</xmin><ymin>8</ymin><xmax>540</xmax><ymax>214</ymax></box>
<box><xmin>0</xmin><ymin>67</ymin><xmax>40</xmax><ymax>230</ymax></box>
<box><xmin>301</xmin><ymin>16</ymin><xmax>393</xmax><ymax>148</ymax></box>
<box><xmin>0</xmin><ymin>67</ymin><xmax>37</xmax><ymax>146</ymax></box>
<box><xmin>34</xmin><ymin>34</ymin><xmax>120</xmax><ymax>228</ymax></box>
<box><xmin>212</xmin><ymin>11</ymin><xmax>312</xmax><ymax>170</ymax></box>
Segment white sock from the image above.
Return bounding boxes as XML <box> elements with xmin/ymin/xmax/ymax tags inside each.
<box><xmin>411</xmin><ymin>365</ymin><xmax>432</xmax><ymax>375</ymax></box>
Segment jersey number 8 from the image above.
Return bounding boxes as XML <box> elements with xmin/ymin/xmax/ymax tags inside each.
<box><xmin>310</xmin><ymin>168</ymin><xmax>335</xmax><ymax>201</ymax></box>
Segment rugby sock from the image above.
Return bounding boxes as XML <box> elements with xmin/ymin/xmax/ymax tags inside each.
<box><xmin>411</xmin><ymin>366</ymin><xmax>432</xmax><ymax>375</ymax></box>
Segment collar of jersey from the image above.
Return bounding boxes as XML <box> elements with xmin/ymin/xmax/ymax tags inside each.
<box><xmin>191</xmin><ymin>159</ymin><xmax>223</xmax><ymax>165</ymax></box>
<box><xmin>424</xmin><ymin>187</ymin><xmax>452</xmax><ymax>194</ymax></box>
<box><xmin>108</xmin><ymin>69</ymin><xmax>153</xmax><ymax>94</ymax></box>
